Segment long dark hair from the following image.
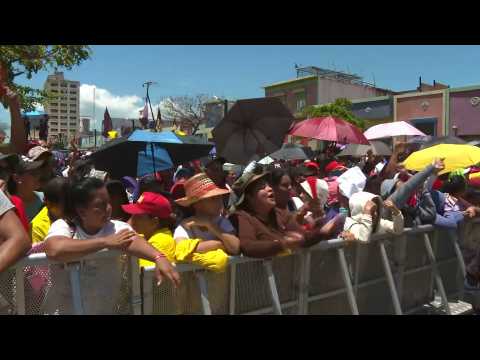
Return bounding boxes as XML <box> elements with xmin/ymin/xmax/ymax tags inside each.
<box><xmin>268</xmin><ymin>169</ymin><xmax>289</xmax><ymax>188</ymax></box>
<box><xmin>65</xmin><ymin>177</ymin><xmax>105</xmax><ymax>221</ymax></box>
<box><xmin>441</xmin><ymin>175</ymin><xmax>467</xmax><ymax>196</ymax></box>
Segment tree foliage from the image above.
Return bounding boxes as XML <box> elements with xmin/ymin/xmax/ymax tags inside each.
<box><xmin>0</xmin><ymin>45</ymin><xmax>92</xmax><ymax>111</ymax></box>
<box><xmin>161</xmin><ymin>94</ymin><xmax>210</xmax><ymax>135</ymax></box>
<box><xmin>300</xmin><ymin>98</ymin><xmax>365</xmax><ymax>129</ymax></box>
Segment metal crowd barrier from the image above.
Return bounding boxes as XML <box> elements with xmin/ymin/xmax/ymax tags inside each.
<box><xmin>1</xmin><ymin>220</ymin><xmax>477</xmax><ymax>315</ymax></box>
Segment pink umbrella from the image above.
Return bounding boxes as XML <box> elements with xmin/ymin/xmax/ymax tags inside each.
<box><xmin>363</xmin><ymin>121</ymin><xmax>426</xmax><ymax>140</ymax></box>
<box><xmin>289</xmin><ymin>116</ymin><xmax>369</xmax><ymax>145</ymax></box>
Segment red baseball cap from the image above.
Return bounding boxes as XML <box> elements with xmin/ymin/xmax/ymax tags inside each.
<box><xmin>304</xmin><ymin>161</ymin><xmax>319</xmax><ymax>170</ymax></box>
<box><xmin>122</xmin><ymin>192</ymin><xmax>172</xmax><ymax>219</ymax></box>
<box><xmin>325</xmin><ymin>161</ymin><xmax>346</xmax><ymax>174</ymax></box>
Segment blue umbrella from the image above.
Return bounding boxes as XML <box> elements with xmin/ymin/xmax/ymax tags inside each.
<box><xmin>137</xmin><ymin>145</ymin><xmax>174</xmax><ymax>177</ymax></box>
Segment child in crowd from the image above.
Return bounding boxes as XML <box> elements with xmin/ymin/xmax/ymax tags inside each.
<box><xmin>106</xmin><ymin>180</ymin><xmax>130</xmax><ymax>222</ymax></box>
<box><xmin>31</xmin><ymin>177</ymin><xmax>69</xmax><ymax>244</ymax></box>
<box><xmin>122</xmin><ymin>192</ymin><xmax>177</xmax><ymax>266</ymax></box>
<box><xmin>174</xmin><ymin>173</ymin><xmax>240</xmax><ymax>272</ymax></box>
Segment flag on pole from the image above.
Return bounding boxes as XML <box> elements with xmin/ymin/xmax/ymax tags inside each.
<box><xmin>139</xmin><ymin>100</ymin><xmax>149</xmax><ymax>129</ymax></box>
<box><xmin>102</xmin><ymin>107</ymin><xmax>113</xmax><ymax>138</ymax></box>
<box><xmin>155</xmin><ymin>106</ymin><xmax>163</xmax><ymax>132</ymax></box>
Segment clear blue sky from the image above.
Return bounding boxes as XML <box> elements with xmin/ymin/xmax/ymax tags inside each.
<box><xmin>14</xmin><ymin>45</ymin><xmax>480</xmax><ymax>98</ymax></box>
<box><xmin>2</xmin><ymin>45</ymin><xmax>480</xmax><ymax>129</ymax></box>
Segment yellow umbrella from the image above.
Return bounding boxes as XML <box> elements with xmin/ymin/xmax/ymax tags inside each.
<box><xmin>403</xmin><ymin>144</ymin><xmax>480</xmax><ymax>174</ymax></box>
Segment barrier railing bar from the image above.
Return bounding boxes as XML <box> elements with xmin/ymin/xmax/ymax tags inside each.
<box><xmin>67</xmin><ymin>264</ymin><xmax>85</xmax><ymax>315</ymax></box>
<box><xmin>242</xmin><ymin>300</ymin><xmax>298</xmax><ymax>315</ymax></box>
<box><xmin>263</xmin><ymin>260</ymin><xmax>282</xmax><ymax>315</ymax></box>
<box><xmin>378</xmin><ymin>241</ymin><xmax>403</xmax><ymax>315</ymax></box>
<box><xmin>423</xmin><ymin>233</ymin><xmax>451</xmax><ymax>315</ymax></box>
<box><xmin>229</xmin><ymin>264</ymin><xmax>236</xmax><ymax>315</ymax></box>
<box><xmin>393</xmin><ymin>235</ymin><xmax>407</xmax><ymax>303</ymax></box>
<box><xmin>130</xmin><ymin>256</ymin><xmax>142</xmax><ymax>315</ymax></box>
<box><xmin>196</xmin><ymin>271</ymin><xmax>212</xmax><ymax>315</ymax></box>
<box><xmin>142</xmin><ymin>268</ymin><xmax>154</xmax><ymax>315</ymax></box>
<box><xmin>300</xmin><ymin>250</ymin><xmax>311</xmax><ymax>314</ymax></box>
<box><xmin>337</xmin><ymin>248</ymin><xmax>359</xmax><ymax>315</ymax></box>
<box><xmin>14</xmin><ymin>267</ymin><xmax>25</xmax><ymax>315</ymax></box>
<box><xmin>307</xmin><ymin>258</ymin><xmax>456</xmax><ymax>304</ymax></box>
<box><xmin>354</xmin><ymin>244</ymin><xmax>360</xmax><ymax>297</ymax></box>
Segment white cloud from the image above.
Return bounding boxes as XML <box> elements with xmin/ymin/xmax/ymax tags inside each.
<box><xmin>80</xmin><ymin>84</ymin><xmax>148</xmax><ymax>129</ymax></box>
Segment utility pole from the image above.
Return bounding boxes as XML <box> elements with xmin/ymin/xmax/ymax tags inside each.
<box><xmin>143</xmin><ymin>81</ymin><xmax>157</xmax><ymax>130</ymax></box>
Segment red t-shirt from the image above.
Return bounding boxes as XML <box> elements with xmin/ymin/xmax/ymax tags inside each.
<box><xmin>10</xmin><ymin>195</ymin><xmax>30</xmax><ymax>232</ymax></box>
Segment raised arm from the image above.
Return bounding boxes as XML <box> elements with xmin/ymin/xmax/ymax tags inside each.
<box><xmin>0</xmin><ymin>85</ymin><xmax>27</xmax><ymax>155</ymax></box>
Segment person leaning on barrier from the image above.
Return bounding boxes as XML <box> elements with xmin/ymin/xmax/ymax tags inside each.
<box><xmin>173</xmin><ymin>173</ymin><xmax>240</xmax><ymax>272</ymax></box>
<box><xmin>122</xmin><ymin>192</ymin><xmax>177</xmax><ymax>267</ymax></box>
<box><xmin>229</xmin><ymin>164</ymin><xmax>337</xmax><ymax>259</ymax></box>
<box><xmin>341</xmin><ymin>191</ymin><xmax>404</xmax><ymax>243</ymax></box>
<box><xmin>44</xmin><ymin>177</ymin><xmax>180</xmax><ymax>314</ymax></box>
<box><xmin>0</xmin><ymin>189</ymin><xmax>31</xmax><ymax>273</ymax></box>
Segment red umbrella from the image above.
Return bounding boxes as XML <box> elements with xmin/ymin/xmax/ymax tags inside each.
<box><xmin>289</xmin><ymin>116</ymin><xmax>369</xmax><ymax>145</ymax></box>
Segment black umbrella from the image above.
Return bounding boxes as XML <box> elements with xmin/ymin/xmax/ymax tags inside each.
<box><xmin>212</xmin><ymin>97</ymin><xmax>295</xmax><ymax>165</ymax></box>
<box><xmin>419</xmin><ymin>135</ymin><xmax>466</xmax><ymax>149</ymax></box>
<box><xmin>90</xmin><ymin>130</ymin><xmax>214</xmax><ymax>179</ymax></box>
<box><xmin>269</xmin><ymin>143</ymin><xmax>313</xmax><ymax>161</ymax></box>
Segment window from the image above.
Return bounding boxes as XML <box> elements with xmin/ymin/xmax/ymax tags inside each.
<box><xmin>295</xmin><ymin>91</ymin><xmax>306</xmax><ymax>112</ymax></box>
<box><xmin>70</xmin><ymin>97</ymin><xmax>76</xmax><ymax>101</ymax></box>
<box><xmin>70</xmin><ymin>129</ymin><xmax>76</xmax><ymax>132</ymax></box>
<box><xmin>50</xmin><ymin>122</ymin><xmax>58</xmax><ymax>126</ymax></box>
<box><xmin>51</xmin><ymin>109</ymin><xmax>58</xmax><ymax>113</ymax></box>
<box><xmin>50</xmin><ymin>83</ymin><xmax>58</xmax><ymax>87</ymax></box>
<box><xmin>50</xmin><ymin>103</ymin><xmax>58</xmax><ymax>107</ymax></box>
<box><xmin>61</xmin><ymin>116</ymin><xmax>68</xmax><ymax>119</ymax></box>
<box><xmin>61</xmin><ymin>122</ymin><xmax>67</xmax><ymax>126</ymax></box>
<box><xmin>60</xmin><ymin>110</ymin><xmax>67</xmax><ymax>113</ymax></box>
<box><xmin>61</xmin><ymin>83</ymin><xmax>67</xmax><ymax>87</ymax></box>
<box><xmin>61</xmin><ymin>103</ymin><xmax>67</xmax><ymax>107</ymax></box>
<box><xmin>70</xmin><ymin>91</ymin><xmax>77</xmax><ymax>94</ymax></box>
<box><xmin>69</xmin><ymin>84</ymin><xmax>77</xmax><ymax>88</ymax></box>
<box><xmin>70</xmin><ymin>110</ymin><xmax>77</xmax><ymax>114</ymax></box>
<box><xmin>51</xmin><ymin>89</ymin><xmax>58</xmax><ymax>93</ymax></box>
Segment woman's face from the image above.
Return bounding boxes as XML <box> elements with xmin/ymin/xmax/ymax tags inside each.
<box><xmin>16</xmin><ymin>169</ymin><xmax>43</xmax><ymax>192</ymax></box>
<box><xmin>193</xmin><ymin>195</ymin><xmax>224</xmax><ymax>217</ymax></box>
<box><xmin>273</xmin><ymin>175</ymin><xmax>292</xmax><ymax>204</ymax></box>
<box><xmin>247</xmin><ymin>178</ymin><xmax>276</xmax><ymax>212</ymax></box>
<box><xmin>77</xmin><ymin>187</ymin><xmax>112</xmax><ymax>231</ymax></box>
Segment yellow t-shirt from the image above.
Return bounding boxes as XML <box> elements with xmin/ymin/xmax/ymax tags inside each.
<box><xmin>138</xmin><ymin>228</ymin><xmax>177</xmax><ymax>268</ymax></box>
<box><xmin>30</xmin><ymin>206</ymin><xmax>51</xmax><ymax>244</ymax></box>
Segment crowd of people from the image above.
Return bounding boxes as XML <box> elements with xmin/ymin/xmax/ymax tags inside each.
<box><xmin>1</xmin><ymin>93</ymin><xmax>480</xmax><ymax>314</ymax></box>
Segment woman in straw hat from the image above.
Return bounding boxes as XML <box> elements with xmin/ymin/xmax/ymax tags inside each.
<box><xmin>173</xmin><ymin>173</ymin><xmax>240</xmax><ymax>272</ymax></box>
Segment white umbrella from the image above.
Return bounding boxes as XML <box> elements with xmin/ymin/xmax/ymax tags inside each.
<box><xmin>363</xmin><ymin>121</ymin><xmax>426</xmax><ymax>140</ymax></box>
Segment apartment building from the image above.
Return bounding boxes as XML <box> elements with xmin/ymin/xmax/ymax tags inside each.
<box><xmin>44</xmin><ymin>72</ymin><xmax>80</xmax><ymax>141</ymax></box>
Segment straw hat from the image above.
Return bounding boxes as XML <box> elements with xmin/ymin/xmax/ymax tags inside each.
<box><xmin>175</xmin><ymin>173</ymin><xmax>230</xmax><ymax>207</ymax></box>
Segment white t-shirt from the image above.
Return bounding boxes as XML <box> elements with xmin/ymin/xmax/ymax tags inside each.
<box><xmin>173</xmin><ymin>216</ymin><xmax>235</xmax><ymax>243</ymax></box>
<box><xmin>43</xmin><ymin>219</ymin><xmax>132</xmax><ymax>315</ymax></box>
